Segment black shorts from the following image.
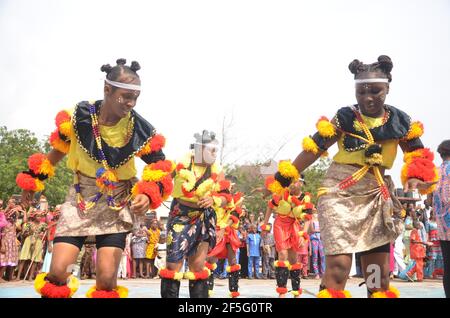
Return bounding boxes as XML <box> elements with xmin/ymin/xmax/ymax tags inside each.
<box><xmin>358</xmin><ymin>243</ymin><xmax>390</xmax><ymax>256</ymax></box>
<box><xmin>53</xmin><ymin>232</ymin><xmax>129</xmax><ymax>250</ymax></box>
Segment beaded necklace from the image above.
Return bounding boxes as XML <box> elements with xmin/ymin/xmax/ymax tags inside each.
<box><xmin>74</xmin><ymin>102</ymin><xmax>132</xmax><ymax>212</ymax></box>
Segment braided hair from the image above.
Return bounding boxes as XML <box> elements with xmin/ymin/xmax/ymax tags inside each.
<box><xmin>100</xmin><ymin>58</ymin><xmax>141</xmax><ymax>90</ymax></box>
<box><xmin>348</xmin><ymin>55</ymin><xmax>393</xmax><ymax>82</ymax></box>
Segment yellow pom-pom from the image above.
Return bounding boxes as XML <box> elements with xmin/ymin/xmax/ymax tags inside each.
<box><xmin>388</xmin><ymin>286</ymin><xmax>400</xmax><ymax>298</ymax></box>
<box><xmin>316</xmin><ymin>117</ymin><xmax>336</xmax><ymax>138</ymax></box>
<box><xmin>317</xmin><ymin>289</ymin><xmax>333</xmax><ymax>298</ymax></box>
<box><xmin>343</xmin><ymin>290</ymin><xmax>352</xmax><ymax>298</ymax></box>
<box><xmin>39</xmin><ymin>159</ymin><xmax>55</xmax><ymax>178</ymax></box>
<box><xmin>196</xmin><ymin>178</ymin><xmax>215</xmax><ymax>197</ymax></box>
<box><xmin>302</xmin><ymin>136</ymin><xmax>319</xmax><ymax>155</ymax></box>
<box><xmin>67</xmin><ymin>275</ymin><xmax>80</xmax><ymax>297</ymax></box>
<box><xmin>86</xmin><ymin>285</ymin><xmax>97</xmax><ymax>298</ymax></box>
<box><xmin>34</xmin><ymin>272</ymin><xmax>48</xmax><ymax>294</ymax></box>
<box><xmin>35</xmin><ymin>179</ymin><xmax>45</xmax><ymax>192</ymax></box>
<box><xmin>268</xmin><ymin>180</ymin><xmax>284</xmax><ymax>196</ymax></box>
<box><xmin>116</xmin><ymin>285</ymin><xmax>129</xmax><ymax>298</ymax></box>
<box><xmin>59</xmin><ymin>121</ymin><xmax>73</xmax><ymax>137</ymax></box>
<box><xmin>179</xmin><ymin>169</ymin><xmax>196</xmax><ymax>192</ymax></box>
<box><xmin>406</xmin><ymin>121</ymin><xmax>424</xmax><ymax>140</ymax></box>
<box><xmin>278</xmin><ymin>161</ymin><xmax>300</xmax><ymax>180</ymax></box>
<box><xmin>142</xmin><ymin>167</ymin><xmax>167</xmax><ymax>182</ymax></box>
<box><xmin>184</xmin><ymin>271</ymin><xmax>196</xmax><ymax>280</ymax></box>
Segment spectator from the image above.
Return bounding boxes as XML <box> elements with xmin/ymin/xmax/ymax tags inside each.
<box><xmin>308</xmin><ymin>210</ymin><xmax>325</xmax><ymax>279</ymax></box>
<box><xmin>433</xmin><ymin>140</ymin><xmax>450</xmax><ymax>297</ymax></box>
<box><xmin>238</xmin><ymin>225</ymin><xmax>248</xmax><ymax>278</ymax></box>
<box><xmin>246</xmin><ymin>224</ymin><xmax>262</xmax><ymax>279</ymax></box>
<box><xmin>145</xmin><ymin>219</ymin><xmax>160</xmax><ymax>278</ymax></box>
<box><xmin>131</xmin><ymin>224</ymin><xmax>148</xmax><ymax>278</ymax></box>
<box><xmin>406</xmin><ymin>220</ymin><xmax>431</xmax><ymax>282</ymax></box>
<box><xmin>261</xmin><ymin>224</ymin><xmax>275</xmax><ymax>279</ymax></box>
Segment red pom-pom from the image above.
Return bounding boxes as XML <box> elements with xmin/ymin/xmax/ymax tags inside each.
<box><xmin>28</xmin><ymin>153</ymin><xmax>46</xmax><ymax>174</ymax></box>
<box><xmin>16</xmin><ymin>173</ymin><xmax>37</xmax><ymax>191</ymax></box>
<box><xmin>135</xmin><ymin>181</ymin><xmax>163</xmax><ymax>209</ymax></box>
<box><xmin>160</xmin><ymin>175</ymin><xmax>174</xmax><ymax>198</ymax></box>
<box><xmin>149</xmin><ymin>134</ymin><xmax>166</xmax><ymax>152</ymax></box>
<box><xmin>55</xmin><ymin>110</ymin><xmax>71</xmax><ymax>127</ymax></box>
<box><xmin>290</xmin><ymin>263</ymin><xmax>302</xmax><ymax>271</ymax></box>
<box><xmin>91</xmin><ymin>290</ymin><xmax>120</xmax><ymax>298</ymax></box>
<box><xmin>291</xmin><ymin>196</ymin><xmax>302</xmax><ymax>206</ymax></box>
<box><xmin>151</xmin><ymin>160</ymin><xmax>174</xmax><ymax>173</ymax></box>
<box><xmin>218</xmin><ymin>180</ymin><xmax>231</xmax><ymax>191</ymax></box>
<box><xmin>230</xmin><ymin>291</ymin><xmax>240</xmax><ymax>298</ymax></box>
<box><xmin>159</xmin><ymin>268</ymin><xmax>177</xmax><ymax>279</ymax></box>
<box><xmin>176</xmin><ymin>163</ymin><xmax>185</xmax><ymax>172</ymax></box>
<box><xmin>265</xmin><ymin>176</ymin><xmax>275</xmax><ymax>188</ymax></box>
<box><xmin>40</xmin><ymin>282</ymin><xmax>72</xmax><ymax>298</ymax></box>
<box><xmin>276</xmin><ymin>287</ymin><xmax>288</xmax><ymax>295</ymax></box>
<box><xmin>407</xmin><ymin>158</ymin><xmax>436</xmax><ymax>182</ymax></box>
<box><xmin>228</xmin><ymin>264</ymin><xmax>241</xmax><ymax>273</ymax></box>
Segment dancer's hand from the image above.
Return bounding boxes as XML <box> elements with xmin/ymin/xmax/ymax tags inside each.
<box><xmin>130</xmin><ymin>194</ymin><xmax>150</xmax><ymax>214</ymax></box>
<box><xmin>403</xmin><ymin>178</ymin><xmax>437</xmax><ymax>193</ymax></box>
<box><xmin>198</xmin><ymin>196</ymin><xmax>214</xmax><ymax>209</ymax></box>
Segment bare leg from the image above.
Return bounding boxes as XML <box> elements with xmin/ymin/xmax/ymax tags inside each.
<box><xmin>132</xmin><ymin>259</ymin><xmax>136</xmax><ymax>278</ymax></box>
<box><xmin>320</xmin><ymin>254</ymin><xmax>352</xmax><ymax>291</ymax></box>
<box><xmin>360</xmin><ymin>252</ymin><xmax>390</xmax><ymax>296</ymax></box>
<box><xmin>95</xmin><ymin>247</ymin><xmax>122</xmax><ymax>291</ymax></box>
<box><xmin>139</xmin><ymin>260</ymin><xmax>144</xmax><ymax>277</ymax></box>
<box><xmin>14</xmin><ymin>260</ymin><xmax>27</xmax><ymax>281</ymax></box>
<box><xmin>47</xmin><ymin>243</ymin><xmax>81</xmax><ymax>284</ymax></box>
<box><xmin>188</xmin><ymin>242</ymin><xmax>209</xmax><ymax>272</ymax></box>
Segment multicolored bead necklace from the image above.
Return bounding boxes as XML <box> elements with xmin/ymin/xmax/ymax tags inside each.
<box><xmin>74</xmin><ymin>102</ymin><xmax>132</xmax><ymax>212</ymax></box>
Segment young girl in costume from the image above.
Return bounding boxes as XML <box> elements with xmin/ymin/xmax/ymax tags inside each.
<box><xmin>205</xmin><ymin>179</ymin><xmax>245</xmax><ymax>298</ymax></box>
<box><xmin>16</xmin><ymin>58</ymin><xmax>173</xmax><ymax>298</ymax></box>
<box><xmin>261</xmin><ymin>180</ymin><xmax>314</xmax><ymax>298</ymax></box>
<box><xmin>159</xmin><ymin>130</ymin><xmax>229</xmax><ymax>298</ymax></box>
<box><xmin>264</xmin><ymin>55</ymin><xmax>437</xmax><ymax>298</ymax></box>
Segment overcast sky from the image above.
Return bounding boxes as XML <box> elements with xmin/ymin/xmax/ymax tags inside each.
<box><xmin>1</xmin><ymin>0</ymin><xmax>449</xmax><ymax>188</ymax></box>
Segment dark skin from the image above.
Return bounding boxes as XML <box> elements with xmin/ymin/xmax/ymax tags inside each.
<box><xmin>276</xmin><ymin>71</ymin><xmax>435</xmax><ymax>293</ymax></box>
<box><xmin>20</xmin><ymin>73</ymin><xmax>150</xmax><ymax>290</ymax></box>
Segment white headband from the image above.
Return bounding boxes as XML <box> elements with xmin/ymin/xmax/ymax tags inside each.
<box><xmin>355</xmin><ymin>78</ymin><xmax>389</xmax><ymax>84</ymax></box>
<box><xmin>105</xmin><ymin>78</ymin><xmax>141</xmax><ymax>91</ymax></box>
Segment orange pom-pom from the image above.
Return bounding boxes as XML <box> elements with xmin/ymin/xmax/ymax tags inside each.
<box><xmin>149</xmin><ymin>134</ymin><xmax>166</xmax><ymax>152</ymax></box>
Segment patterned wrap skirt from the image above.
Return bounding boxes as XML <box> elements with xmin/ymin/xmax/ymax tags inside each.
<box><xmin>166</xmin><ymin>199</ymin><xmax>216</xmax><ymax>263</ymax></box>
<box><xmin>317</xmin><ymin>162</ymin><xmax>404</xmax><ymax>256</ymax></box>
<box><xmin>55</xmin><ymin>173</ymin><xmax>135</xmax><ymax>238</ymax></box>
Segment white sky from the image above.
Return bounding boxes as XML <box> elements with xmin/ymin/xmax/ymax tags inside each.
<box><xmin>1</xmin><ymin>0</ymin><xmax>449</xmax><ymax>188</ymax></box>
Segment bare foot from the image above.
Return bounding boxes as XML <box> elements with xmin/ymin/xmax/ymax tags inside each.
<box><xmin>278</xmin><ymin>293</ymin><xmax>286</xmax><ymax>298</ymax></box>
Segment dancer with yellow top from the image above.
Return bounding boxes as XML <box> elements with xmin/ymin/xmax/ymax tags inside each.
<box><xmin>16</xmin><ymin>58</ymin><xmax>173</xmax><ymax>298</ymax></box>
<box><xmin>206</xmin><ymin>176</ymin><xmax>245</xmax><ymax>298</ymax></box>
<box><xmin>159</xmin><ymin>130</ymin><xmax>229</xmax><ymax>298</ymax></box>
<box><xmin>264</xmin><ymin>55</ymin><xmax>437</xmax><ymax>298</ymax></box>
<box><xmin>261</xmin><ymin>178</ymin><xmax>314</xmax><ymax>298</ymax></box>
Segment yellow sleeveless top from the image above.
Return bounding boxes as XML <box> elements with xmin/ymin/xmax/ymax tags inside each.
<box><xmin>66</xmin><ymin>111</ymin><xmax>137</xmax><ymax>180</ymax></box>
<box><xmin>333</xmin><ymin>113</ymin><xmax>399</xmax><ymax>169</ymax></box>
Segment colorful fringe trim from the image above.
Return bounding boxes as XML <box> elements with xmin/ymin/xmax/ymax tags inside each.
<box><xmin>184</xmin><ymin>268</ymin><xmax>211</xmax><ymax>280</ymax></box>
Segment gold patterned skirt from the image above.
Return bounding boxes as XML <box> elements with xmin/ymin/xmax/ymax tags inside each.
<box><xmin>317</xmin><ymin>162</ymin><xmax>404</xmax><ymax>256</ymax></box>
<box><xmin>55</xmin><ymin>173</ymin><xmax>135</xmax><ymax>238</ymax></box>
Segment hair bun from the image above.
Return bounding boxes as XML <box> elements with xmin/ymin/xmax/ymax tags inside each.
<box><xmin>100</xmin><ymin>64</ymin><xmax>113</xmax><ymax>74</ymax></box>
<box><xmin>130</xmin><ymin>61</ymin><xmax>141</xmax><ymax>72</ymax></box>
<box><xmin>377</xmin><ymin>55</ymin><xmax>393</xmax><ymax>73</ymax></box>
<box><xmin>348</xmin><ymin>59</ymin><xmax>363</xmax><ymax>75</ymax></box>
<box><xmin>116</xmin><ymin>58</ymin><xmax>127</xmax><ymax>66</ymax></box>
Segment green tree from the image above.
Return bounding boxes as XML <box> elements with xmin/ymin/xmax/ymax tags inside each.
<box><xmin>302</xmin><ymin>157</ymin><xmax>331</xmax><ymax>204</ymax></box>
<box><xmin>0</xmin><ymin>126</ymin><xmax>73</xmax><ymax>207</ymax></box>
